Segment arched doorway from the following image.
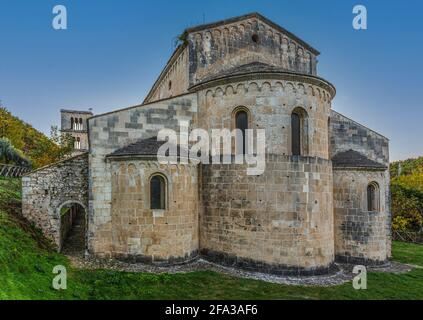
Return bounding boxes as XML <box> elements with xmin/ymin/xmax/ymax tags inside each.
<box><xmin>58</xmin><ymin>201</ymin><xmax>87</xmax><ymax>257</ymax></box>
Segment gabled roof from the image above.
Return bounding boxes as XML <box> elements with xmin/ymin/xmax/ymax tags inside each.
<box><xmin>185</xmin><ymin>12</ymin><xmax>320</xmax><ymax>55</ymax></box>
<box><xmin>107</xmin><ymin>137</ymin><xmax>187</xmax><ymax>158</ymax></box>
<box><xmin>332</xmin><ymin>150</ymin><xmax>387</xmax><ymax>170</ymax></box>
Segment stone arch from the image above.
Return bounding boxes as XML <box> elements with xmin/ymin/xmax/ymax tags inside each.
<box><xmin>206</xmin><ymin>89</ymin><xmax>214</xmax><ymax>99</ymax></box>
<box><xmin>215</xmin><ymin>87</ymin><xmax>224</xmax><ymax>96</ymax></box>
<box><xmin>274</xmin><ymin>81</ymin><xmax>284</xmax><ymax>93</ymax></box>
<box><xmin>225</xmin><ymin>85</ymin><xmax>235</xmax><ymax>95</ymax></box>
<box><xmin>57</xmin><ymin>200</ymin><xmax>88</xmax><ymax>254</ymax></box>
<box><xmin>248</xmin><ymin>82</ymin><xmax>259</xmax><ymax>93</ymax></box>
<box><xmin>297</xmin><ymin>83</ymin><xmax>306</xmax><ymax>95</ymax></box>
<box><xmin>236</xmin><ymin>83</ymin><xmax>246</xmax><ymax>94</ymax></box>
<box><xmin>148</xmin><ymin>172</ymin><xmax>169</xmax><ymax>210</ymax></box>
<box><xmin>261</xmin><ymin>82</ymin><xmax>272</xmax><ymax>93</ymax></box>
<box><xmin>367</xmin><ymin>181</ymin><xmax>380</xmax><ymax>212</ymax></box>
<box><xmin>22</xmin><ymin>153</ymin><xmax>89</xmax><ymax>252</ymax></box>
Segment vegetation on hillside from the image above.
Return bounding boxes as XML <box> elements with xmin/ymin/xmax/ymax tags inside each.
<box><xmin>0</xmin><ymin>105</ymin><xmax>73</xmax><ymax>168</ymax></box>
<box><xmin>0</xmin><ymin>138</ymin><xmax>31</xmax><ymax>167</ymax></box>
<box><xmin>1</xmin><ymin>177</ymin><xmax>423</xmax><ymax>300</ymax></box>
<box><xmin>391</xmin><ymin>157</ymin><xmax>423</xmax><ymax>232</ymax></box>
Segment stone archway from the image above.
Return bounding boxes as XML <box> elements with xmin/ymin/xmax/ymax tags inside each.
<box><xmin>58</xmin><ymin>200</ymin><xmax>87</xmax><ymax>257</ymax></box>
<box><xmin>22</xmin><ymin>153</ymin><xmax>89</xmax><ymax>251</ymax></box>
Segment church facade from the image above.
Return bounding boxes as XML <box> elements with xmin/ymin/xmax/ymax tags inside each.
<box><xmin>22</xmin><ymin>13</ymin><xmax>391</xmax><ymax>275</ymax></box>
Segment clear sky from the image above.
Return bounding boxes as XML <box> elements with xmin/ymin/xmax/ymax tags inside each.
<box><xmin>0</xmin><ymin>0</ymin><xmax>422</xmax><ymax>161</ymax></box>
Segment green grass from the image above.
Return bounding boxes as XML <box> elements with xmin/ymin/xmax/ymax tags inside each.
<box><xmin>1</xmin><ymin>177</ymin><xmax>423</xmax><ymax>300</ymax></box>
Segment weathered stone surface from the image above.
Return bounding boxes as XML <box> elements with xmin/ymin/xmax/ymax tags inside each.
<box><xmin>330</xmin><ymin>110</ymin><xmax>389</xmax><ymax>166</ymax></box>
<box><xmin>21</xmin><ymin>153</ymin><xmax>88</xmax><ymax>249</ymax></box>
<box><xmin>201</xmin><ymin>155</ymin><xmax>334</xmax><ymax>274</ymax></box>
<box><xmin>144</xmin><ymin>12</ymin><xmax>319</xmax><ymax>104</ymax></box>
<box><xmin>108</xmin><ymin>159</ymin><xmax>199</xmax><ymax>263</ymax></box>
<box><xmin>87</xmin><ymin>94</ymin><xmax>197</xmax><ymax>258</ymax></box>
<box><xmin>333</xmin><ymin>169</ymin><xmax>391</xmax><ymax>264</ymax></box>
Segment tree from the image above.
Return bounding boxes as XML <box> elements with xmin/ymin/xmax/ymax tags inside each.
<box><xmin>50</xmin><ymin>125</ymin><xmax>74</xmax><ymax>160</ymax></box>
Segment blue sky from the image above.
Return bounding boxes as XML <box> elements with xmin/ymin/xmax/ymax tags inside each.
<box><xmin>0</xmin><ymin>0</ymin><xmax>422</xmax><ymax>161</ymax></box>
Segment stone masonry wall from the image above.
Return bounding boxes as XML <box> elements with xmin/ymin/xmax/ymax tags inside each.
<box><xmin>197</xmin><ymin>76</ymin><xmax>334</xmax><ymax>160</ymax></box>
<box><xmin>21</xmin><ymin>153</ymin><xmax>89</xmax><ymax>250</ymax></box>
<box><xmin>145</xmin><ymin>47</ymin><xmax>190</xmax><ymax>103</ymax></box>
<box><xmin>333</xmin><ymin>169</ymin><xmax>391</xmax><ymax>264</ymax></box>
<box><xmin>88</xmin><ymin>94</ymin><xmax>198</xmax><ymax>258</ymax></box>
<box><xmin>201</xmin><ymin>155</ymin><xmax>334</xmax><ymax>275</ymax></box>
<box><xmin>330</xmin><ymin>110</ymin><xmax>389</xmax><ymax>166</ymax></box>
<box><xmin>109</xmin><ymin>159</ymin><xmax>199</xmax><ymax>264</ymax></box>
<box><xmin>188</xmin><ymin>16</ymin><xmax>318</xmax><ymax>86</ymax></box>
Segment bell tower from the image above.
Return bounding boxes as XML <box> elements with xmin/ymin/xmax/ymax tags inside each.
<box><xmin>60</xmin><ymin>109</ymin><xmax>93</xmax><ymax>156</ymax></box>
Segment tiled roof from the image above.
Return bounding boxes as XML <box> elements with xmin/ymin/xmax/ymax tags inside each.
<box><xmin>107</xmin><ymin>137</ymin><xmax>186</xmax><ymax>158</ymax></box>
<box><xmin>199</xmin><ymin>62</ymin><xmax>288</xmax><ymax>83</ymax></box>
<box><xmin>332</xmin><ymin>150</ymin><xmax>387</xmax><ymax>170</ymax></box>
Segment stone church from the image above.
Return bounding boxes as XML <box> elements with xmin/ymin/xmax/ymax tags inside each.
<box><xmin>22</xmin><ymin>13</ymin><xmax>391</xmax><ymax>276</ymax></box>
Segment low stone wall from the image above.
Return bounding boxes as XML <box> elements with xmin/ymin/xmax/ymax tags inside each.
<box><xmin>21</xmin><ymin>154</ymin><xmax>89</xmax><ymax>250</ymax></box>
<box><xmin>333</xmin><ymin>169</ymin><xmax>391</xmax><ymax>264</ymax></box>
<box><xmin>200</xmin><ymin>155</ymin><xmax>335</xmax><ymax>275</ymax></box>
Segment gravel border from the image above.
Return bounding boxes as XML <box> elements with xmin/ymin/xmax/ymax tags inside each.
<box><xmin>67</xmin><ymin>254</ymin><xmax>415</xmax><ymax>286</ymax></box>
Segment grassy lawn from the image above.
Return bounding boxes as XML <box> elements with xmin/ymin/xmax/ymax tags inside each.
<box><xmin>1</xmin><ymin>177</ymin><xmax>423</xmax><ymax>300</ymax></box>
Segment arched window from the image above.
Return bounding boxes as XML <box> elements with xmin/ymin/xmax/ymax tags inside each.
<box><xmin>150</xmin><ymin>174</ymin><xmax>166</xmax><ymax>210</ymax></box>
<box><xmin>79</xmin><ymin>118</ymin><xmax>83</xmax><ymax>130</ymax></box>
<box><xmin>367</xmin><ymin>182</ymin><xmax>380</xmax><ymax>212</ymax></box>
<box><xmin>291</xmin><ymin>113</ymin><xmax>301</xmax><ymax>156</ymax></box>
<box><xmin>235</xmin><ymin>109</ymin><xmax>248</xmax><ymax>154</ymax></box>
<box><xmin>75</xmin><ymin>137</ymin><xmax>81</xmax><ymax>150</ymax></box>
<box><xmin>291</xmin><ymin>107</ymin><xmax>308</xmax><ymax>156</ymax></box>
<box><xmin>70</xmin><ymin>117</ymin><xmax>74</xmax><ymax>130</ymax></box>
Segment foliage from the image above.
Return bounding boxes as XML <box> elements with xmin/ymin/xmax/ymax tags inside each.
<box><xmin>0</xmin><ymin>106</ymin><xmax>74</xmax><ymax>168</ymax></box>
<box><xmin>0</xmin><ymin>138</ymin><xmax>31</xmax><ymax>167</ymax></box>
<box><xmin>391</xmin><ymin>156</ymin><xmax>423</xmax><ymax>232</ymax></box>
<box><xmin>391</xmin><ymin>157</ymin><xmax>423</xmax><ymax>177</ymax></box>
<box><xmin>392</xmin><ymin>215</ymin><xmax>412</xmax><ymax>232</ymax></box>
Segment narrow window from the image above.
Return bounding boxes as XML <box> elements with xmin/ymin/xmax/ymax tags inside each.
<box><xmin>235</xmin><ymin>110</ymin><xmax>248</xmax><ymax>154</ymax></box>
<box><xmin>291</xmin><ymin>113</ymin><xmax>301</xmax><ymax>155</ymax></box>
<box><xmin>79</xmin><ymin>118</ymin><xmax>83</xmax><ymax>130</ymax></box>
<box><xmin>70</xmin><ymin>117</ymin><xmax>74</xmax><ymax>130</ymax></box>
<box><xmin>150</xmin><ymin>175</ymin><xmax>166</xmax><ymax>210</ymax></box>
<box><xmin>367</xmin><ymin>183</ymin><xmax>380</xmax><ymax>212</ymax></box>
<box><xmin>75</xmin><ymin>137</ymin><xmax>81</xmax><ymax>150</ymax></box>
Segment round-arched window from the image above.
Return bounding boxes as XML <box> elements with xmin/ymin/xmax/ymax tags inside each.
<box><xmin>291</xmin><ymin>107</ymin><xmax>309</xmax><ymax>156</ymax></box>
<box><xmin>150</xmin><ymin>174</ymin><xmax>166</xmax><ymax>210</ymax></box>
<box><xmin>367</xmin><ymin>182</ymin><xmax>380</xmax><ymax>212</ymax></box>
<box><xmin>235</xmin><ymin>109</ymin><xmax>249</xmax><ymax>154</ymax></box>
